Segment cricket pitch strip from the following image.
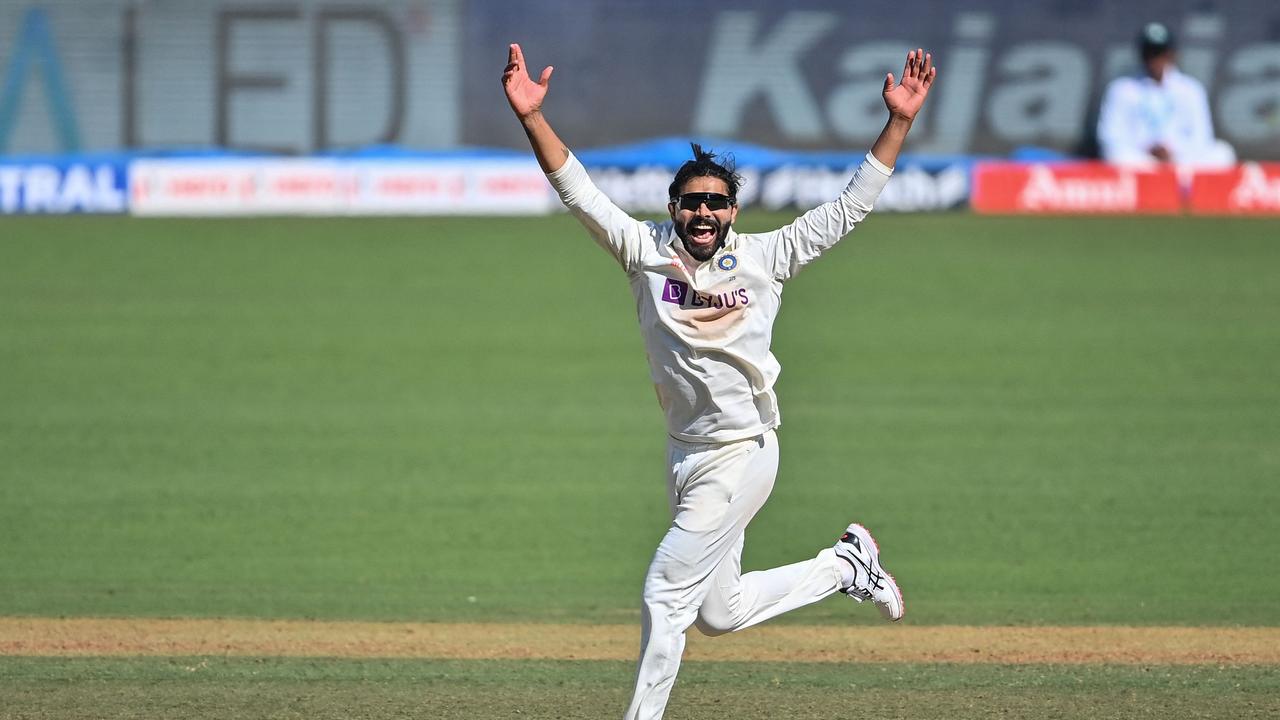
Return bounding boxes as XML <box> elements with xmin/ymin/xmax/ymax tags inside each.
<box><xmin>2</xmin><ymin>618</ymin><xmax>1277</xmax><ymax>665</ymax></box>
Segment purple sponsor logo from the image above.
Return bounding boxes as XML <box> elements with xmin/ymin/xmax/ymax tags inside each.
<box><xmin>662</xmin><ymin>278</ymin><xmax>689</xmax><ymax>305</ymax></box>
<box><xmin>661</xmin><ymin>277</ymin><xmax>750</xmax><ymax>309</ymax></box>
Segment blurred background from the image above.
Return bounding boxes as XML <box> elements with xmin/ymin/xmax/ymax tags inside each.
<box><xmin>1</xmin><ymin>0</ymin><xmax>1278</xmax><ymax>214</ymax></box>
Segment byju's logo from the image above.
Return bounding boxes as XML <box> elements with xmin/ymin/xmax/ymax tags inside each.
<box><xmin>661</xmin><ymin>278</ymin><xmax>689</xmax><ymax>305</ymax></box>
<box><xmin>661</xmin><ymin>278</ymin><xmax>749</xmax><ymax>309</ymax></box>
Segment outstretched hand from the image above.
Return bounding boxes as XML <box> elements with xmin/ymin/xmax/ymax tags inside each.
<box><xmin>502</xmin><ymin>43</ymin><xmax>553</xmax><ymax>119</ymax></box>
<box><xmin>883</xmin><ymin>49</ymin><xmax>936</xmax><ymax>122</ymax></box>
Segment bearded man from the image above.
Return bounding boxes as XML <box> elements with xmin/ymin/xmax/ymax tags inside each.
<box><xmin>503</xmin><ymin>42</ymin><xmax>937</xmax><ymax>720</ymax></box>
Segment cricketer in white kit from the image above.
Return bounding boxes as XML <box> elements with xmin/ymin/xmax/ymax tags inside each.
<box><xmin>503</xmin><ymin>43</ymin><xmax>937</xmax><ymax>720</ymax></box>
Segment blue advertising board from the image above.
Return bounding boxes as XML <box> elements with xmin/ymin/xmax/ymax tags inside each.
<box><xmin>0</xmin><ymin>155</ymin><xmax>129</xmax><ymax>214</ymax></box>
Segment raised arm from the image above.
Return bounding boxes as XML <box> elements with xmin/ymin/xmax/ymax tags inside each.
<box><xmin>764</xmin><ymin>49</ymin><xmax>938</xmax><ymax>281</ymax></box>
<box><xmin>502</xmin><ymin>43</ymin><xmax>655</xmax><ymax>273</ymax></box>
<box><xmin>502</xmin><ymin>43</ymin><xmax>569</xmax><ymax>174</ymax></box>
<box><xmin>869</xmin><ymin>48</ymin><xmax>937</xmax><ymax>168</ymax></box>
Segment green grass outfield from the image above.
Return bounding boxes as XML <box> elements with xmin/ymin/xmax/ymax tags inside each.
<box><xmin>4</xmin><ymin>657</ymin><xmax>1277</xmax><ymax>719</ymax></box>
<box><xmin>1</xmin><ymin>213</ymin><xmax>1278</xmax><ymax>718</ymax></box>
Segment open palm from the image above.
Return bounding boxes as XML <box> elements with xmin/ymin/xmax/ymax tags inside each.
<box><xmin>883</xmin><ymin>49</ymin><xmax>936</xmax><ymax>121</ymax></box>
<box><xmin>502</xmin><ymin>43</ymin><xmax>553</xmax><ymax>119</ymax></box>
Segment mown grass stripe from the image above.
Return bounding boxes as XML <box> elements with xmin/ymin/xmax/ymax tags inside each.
<box><xmin>3</xmin><ymin>657</ymin><xmax>1277</xmax><ymax>720</ymax></box>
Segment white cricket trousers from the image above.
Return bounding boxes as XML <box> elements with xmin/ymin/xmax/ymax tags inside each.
<box><xmin>622</xmin><ymin>430</ymin><xmax>846</xmax><ymax>720</ymax></box>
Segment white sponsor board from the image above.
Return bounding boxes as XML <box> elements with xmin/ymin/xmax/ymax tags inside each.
<box><xmin>587</xmin><ymin>164</ymin><xmax>969</xmax><ymax>213</ymax></box>
<box><xmin>129</xmin><ymin>158</ymin><xmax>557</xmax><ymax>216</ymax></box>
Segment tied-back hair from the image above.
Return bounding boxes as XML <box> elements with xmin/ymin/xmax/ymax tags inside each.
<box><xmin>668</xmin><ymin>143</ymin><xmax>745</xmax><ymax>201</ymax></box>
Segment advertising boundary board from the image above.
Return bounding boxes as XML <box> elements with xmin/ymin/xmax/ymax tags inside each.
<box><xmin>971</xmin><ymin>161</ymin><xmax>1280</xmax><ymax>215</ymax></box>
<box><xmin>128</xmin><ymin>158</ymin><xmax>558</xmax><ymax>216</ymax></box>
<box><xmin>4</xmin><ymin>152</ymin><xmax>1279</xmax><ymax>217</ymax></box>
<box><xmin>1188</xmin><ymin>163</ymin><xmax>1280</xmax><ymax>215</ymax></box>
<box><xmin>0</xmin><ymin>158</ymin><xmax>129</xmax><ymax>214</ymax></box>
<box><xmin>971</xmin><ymin>162</ymin><xmax>1182</xmax><ymax>215</ymax></box>
<box><xmin>123</xmin><ymin>146</ymin><xmax>973</xmax><ymax>216</ymax></box>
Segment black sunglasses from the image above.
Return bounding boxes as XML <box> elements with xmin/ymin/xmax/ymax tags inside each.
<box><xmin>674</xmin><ymin>192</ymin><xmax>736</xmax><ymax>212</ymax></box>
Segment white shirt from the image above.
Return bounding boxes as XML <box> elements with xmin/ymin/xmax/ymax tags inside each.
<box><xmin>1097</xmin><ymin>67</ymin><xmax>1223</xmax><ymax>166</ymax></box>
<box><xmin>548</xmin><ymin>153</ymin><xmax>892</xmax><ymax>442</ymax></box>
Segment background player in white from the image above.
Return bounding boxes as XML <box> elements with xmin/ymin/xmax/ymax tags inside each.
<box><xmin>503</xmin><ymin>43</ymin><xmax>936</xmax><ymax>720</ymax></box>
<box><xmin>1097</xmin><ymin>21</ymin><xmax>1235</xmax><ymax>168</ymax></box>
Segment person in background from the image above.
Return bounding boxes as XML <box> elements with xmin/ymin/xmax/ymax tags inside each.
<box><xmin>1097</xmin><ymin>22</ymin><xmax>1235</xmax><ymax>168</ymax></box>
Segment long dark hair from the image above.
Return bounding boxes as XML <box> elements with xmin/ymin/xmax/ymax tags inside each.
<box><xmin>668</xmin><ymin>143</ymin><xmax>744</xmax><ymax>200</ymax></box>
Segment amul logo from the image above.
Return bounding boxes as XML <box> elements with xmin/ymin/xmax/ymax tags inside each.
<box><xmin>1229</xmin><ymin>164</ymin><xmax>1280</xmax><ymax>210</ymax></box>
<box><xmin>1019</xmin><ymin>166</ymin><xmax>1137</xmax><ymax>211</ymax></box>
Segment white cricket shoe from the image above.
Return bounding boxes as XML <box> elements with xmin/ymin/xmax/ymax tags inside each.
<box><xmin>833</xmin><ymin>523</ymin><xmax>904</xmax><ymax>622</ymax></box>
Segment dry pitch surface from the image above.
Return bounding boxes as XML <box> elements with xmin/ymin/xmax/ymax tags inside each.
<box><xmin>4</xmin><ymin>618</ymin><xmax>1278</xmax><ymax>665</ymax></box>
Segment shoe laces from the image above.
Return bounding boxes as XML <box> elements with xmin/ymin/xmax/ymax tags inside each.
<box><xmin>838</xmin><ymin>542</ymin><xmax>886</xmax><ymax>598</ymax></box>
<box><xmin>850</xmin><ymin>565</ymin><xmax>886</xmax><ymax>598</ymax></box>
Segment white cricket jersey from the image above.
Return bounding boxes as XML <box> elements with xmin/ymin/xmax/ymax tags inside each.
<box><xmin>1097</xmin><ymin>68</ymin><xmax>1220</xmax><ymax>166</ymax></box>
<box><xmin>548</xmin><ymin>153</ymin><xmax>892</xmax><ymax>443</ymax></box>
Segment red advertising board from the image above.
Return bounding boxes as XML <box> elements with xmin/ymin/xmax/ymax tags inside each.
<box><xmin>1188</xmin><ymin>163</ymin><xmax>1280</xmax><ymax>215</ymax></box>
<box><xmin>972</xmin><ymin>162</ymin><xmax>1181</xmax><ymax>215</ymax></box>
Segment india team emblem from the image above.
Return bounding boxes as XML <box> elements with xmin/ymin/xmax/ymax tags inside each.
<box><xmin>716</xmin><ymin>254</ymin><xmax>738</xmax><ymax>271</ymax></box>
